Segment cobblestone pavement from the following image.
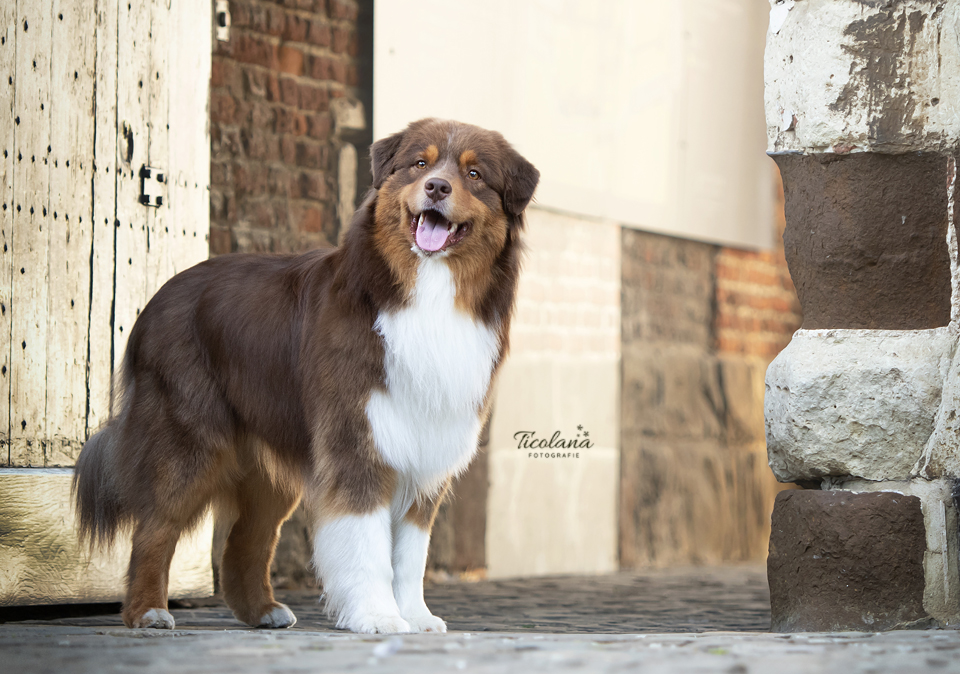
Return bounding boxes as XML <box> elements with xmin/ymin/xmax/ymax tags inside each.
<box><xmin>4</xmin><ymin>565</ymin><xmax>960</xmax><ymax>672</ymax></box>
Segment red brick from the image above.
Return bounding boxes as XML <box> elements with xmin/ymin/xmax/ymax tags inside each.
<box><xmin>283</xmin><ymin>13</ymin><xmax>309</xmax><ymax>42</ymax></box>
<box><xmin>241</xmin><ymin>127</ymin><xmax>274</xmax><ymax>159</ymax></box>
<box><xmin>243</xmin><ymin>3</ymin><xmax>285</xmax><ymax>35</ymax></box>
<box><xmin>329</xmin><ymin>0</ymin><xmax>357</xmax><ymax>21</ymax></box>
<box><xmin>211</xmin><ymin>90</ymin><xmax>238</xmax><ymax>125</ymax></box>
<box><xmin>296</xmin><ymin>140</ymin><xmax>324</xmax><ymax>169</ymax></box>
<box><xmin>263</xmin><ymin>72</ymin><xmax>281</xmax><ymax>102</ymax></box>
<box><xmin>244</xmin><ymin>67</ymin><xmax>268</xmax><ymax>98</ymax></box>
<box><xmin>330</xmin><ymin>59</ymin><xmax>347</xmax><ymax>84</ymax></box>
<box><xmin>211</xmin><ymin>160</ymin><xmax>231</xmax><ymax>186</ymax></box>
<box><xmin>269</xmin><ymin>166</ymin><xmax>294</xmax><ymax>197</ymax></box>
<box><xmin>210</xmin><ymin>124</ymin><xmax>224</xmax><ymax>154</ymax></box>
<box><xmin>209</xmin><ymin>189</ymin><xmax>237</xmax><ymax>225</ymax></box>
<box><xmin>298</xmin><ymin>82</ymin><xmax>328</xmax><ymax>112</ymax></box>
<box><xmin>209</xmin><ymin>226</ymin><xmax>233</xmax><ymax>255</ymax></box>
<box><xmin>346</xmin><ymin>63</ymin><xmax>358</xmax><ymax>86</ymax></box>
<box><xmin>278</xmin><ymin>45</ymin><xmax>304</xmax><ymax>76</ymax></box>
<box><xmin>220</xmin><ymin>127</ymin><xmax>243</xmax><ymax>156</ymax></box>
<box><xmin>297</xmin><ymin>170</ymin><xmax>327</xmax><ymax>200</ymax></box>
<box><xmin>306</xmin><ymin>113</ymin><xmax>331</xmax><ymax>140</ymax></box>
<box><xmin>275</xmin><ymin>108</ymin><xmax>308</xmax><ymax>136</ymax></box>
<box><xmin>210</xmin><ymin>57</ymin><xmax>235</xmax><ymax>88</ymax></box>
<box><xmin>308</xmin><ymin>54</ymin><xmax>332</xmax><ymax>81</ymax></box>
<box><xmin>280</xmin><ymin>135</ymin><xmax>297</xmax><ymax>164</ymax></box>
<box><xmin>247</xmin><ymin>200</ymin><xmax>278</xmax><ymax>230</ymax></box>
<box><xmin>332</xmin><ymin>26</ymin><xmax>351</xmax><ymax>53</ymax></box>
<box><xmin>746</xmin><ymin>269</ymin><xmax>778</xmax><ymax>287</ymax></box>
<box><xmin>248</xmin><ymin>101</ymin><xmax>275</xmax><ymax>129</ymax></box>
<box><xmin>307</xmin><ymin>21</ymin><xmax>331</xmax><ymax>47</ymax></box>
<box><xmin>294</xmin><ymin>205</ymin><xmax>324</xmax><ymax>233</ymax></box>
<box><xmin>233</xmin><ymin>33</ymin><xmax>279</xmax><ymax>69</ymax></box>
<box><xmin>280</xmin><ymin>76</ymin><xmax>299</xmax><ymax>106</ymax></box>
<box><xmin>229</xmin><ymin>0</ymin><xmax>252</xmax><ymax>27</ymax></box>
<box><xmin>234</xmin><ymin>162</ymin><xmax>269</xmax><ymax>197</ymax></box>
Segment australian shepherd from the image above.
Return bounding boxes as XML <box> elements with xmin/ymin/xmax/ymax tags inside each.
<box><xmin>73</xmin><ymin>118</ymin><xmax>539</xmax><ymax>634</ymax></box>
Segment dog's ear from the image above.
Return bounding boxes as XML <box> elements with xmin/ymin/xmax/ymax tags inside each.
<box><xmin>370</xmin><ymin>130</ymin><xmax>406</xmax><ymax>189</ymax></box>
<box><xmin>503</xmin><ymin>150</ymin><xmax>540</xmax><ymax>216</ymax></box>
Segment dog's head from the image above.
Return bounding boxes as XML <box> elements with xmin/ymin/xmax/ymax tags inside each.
<box><xmin>370</xmin><ymin>119</ymin><xmax>539</xmax><ymax>260</ymax></box>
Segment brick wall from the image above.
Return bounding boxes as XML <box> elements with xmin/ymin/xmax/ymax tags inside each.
<box><xmin>715</xmin><ymin>169</ymin><xmax>801</xmax><ymax>358</ymax></box>
<box><xmin>619</xmin><ymin>162</ymin><xmax>800</xmax><ymax>568</ymax></box>
<box><xmin>209</xmin><ymin>0</ymin><xmax>363</xmax><ymax>255</ymax></box>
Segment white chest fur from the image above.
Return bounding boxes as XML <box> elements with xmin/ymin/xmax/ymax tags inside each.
<box><xmin>365</xmin><ymin>258</ymin><xmax>499</xmax><ymax>497</ymax></box>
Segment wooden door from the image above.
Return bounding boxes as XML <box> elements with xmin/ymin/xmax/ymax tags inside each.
<box><xmin>0</xmin><ymin>0</ymin><xmax>212</xmax><ymax>606</ymax></box>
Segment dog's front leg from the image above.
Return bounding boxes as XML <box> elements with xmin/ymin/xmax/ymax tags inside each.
<box><xmin>392</xmin><ymin>484</ymin><xmax>449</xmax><ymax>633</ymax></box>
<box><xmin>312</xmin><ymin>508</ymin><xmax>411</xmax><ymax>634</ymax></box>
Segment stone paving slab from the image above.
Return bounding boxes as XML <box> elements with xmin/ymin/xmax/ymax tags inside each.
<box><xmin>4</xmin><ymin>565</ymin><xmax>960</xmax><ymax>672</ymax></box>
<box><xmin>5</xmin><ymin>626</ymin><xmax>960</xmax><ymax>673</ymax></box>
<box><xmin>12</xmin><ymin>565</ymin><xmax>772</xmax><ymax>634</ymax></box>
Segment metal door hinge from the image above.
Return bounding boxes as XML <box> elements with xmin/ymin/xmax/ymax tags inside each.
<box><xmin>139</xmin><ymin>165</ymin><xmax>165</xmax><ymax>207</ymax></box>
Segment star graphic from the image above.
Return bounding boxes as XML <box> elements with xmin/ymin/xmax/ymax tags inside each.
<box><xmin>583</xmin><ymin>431</ymin><xmax>590</xmax><ymax>438</ymax></box>
<box><xmin>577</xmin><ymin>424</ymin><xmax>583</xmax><ymax>431</ymax></box>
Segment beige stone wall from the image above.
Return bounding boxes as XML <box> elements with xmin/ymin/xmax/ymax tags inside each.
<box><xmin>618</xmin><ymin>223</ymin><xmax>796</xmax><ymax>569</ymax></box>
<box><xmin>486</xmin><ymin>208</ymin><xmax>621</xmax><ymax>578</ymax></box>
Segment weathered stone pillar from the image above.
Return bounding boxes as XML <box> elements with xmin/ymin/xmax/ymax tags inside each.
<box><xmin>764</xmin><ymin>0</ymin><xmax>960</xmax><ymax>630</ymax></box>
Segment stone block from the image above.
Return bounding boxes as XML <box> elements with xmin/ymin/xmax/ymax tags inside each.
<box><xmin>835</xmin><ymin>478</ymin><xmax>960</xmax><ymax>623</ymax></box>
<box><xmin>619</xmin><ymin>438</ymin><xmax>777</xmax><ymax>568</ymax></box>
<box><xmin>768</xmin><ymin>490</ymin><xmax>928</xmax><ymax>631</ymax></box>
<box><xmin>621</xmin><ymin>344</ymin><xmax>724</xmax><ymax>443</ymax></box>
<box><xmin>774</xmin><ymin>152</ymin><xmax>952</xmax><ymax>331</ymax></box>
<box><xmin>765</xmin><ymin>0</ymin><xmax>960</xmax><ymax>153</ymax></box>
<box><xmin>765</xmin><ymin>328</ymin><xmax>953</xmax><ymax>482</ymax></box>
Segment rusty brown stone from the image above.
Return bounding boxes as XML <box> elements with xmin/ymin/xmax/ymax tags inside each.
<box><xmin>768</xmin><ymin>490</ymin><xmax>929</xmax><ymax>632</ymax></box>
<box><xmin>774</xmin><ymin>152</ymin><xmax>952</xmax><ymax>330</ymax></box>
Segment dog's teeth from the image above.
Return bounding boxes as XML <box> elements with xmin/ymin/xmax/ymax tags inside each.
<box><xmin>449</xmin><ymin>223</ymin><xmax>458</xmax><ymax>234</ymax></box>
<box><xmin>418</xmin><ymin>213</ymin><xmax>425</xmax><ymax>227</ymax></box>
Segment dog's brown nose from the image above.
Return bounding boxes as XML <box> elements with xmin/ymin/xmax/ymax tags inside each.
<box><xmin>424</xmin><ymin>178</ymin><xmax>451</xmax><ymax>202</ymax></box>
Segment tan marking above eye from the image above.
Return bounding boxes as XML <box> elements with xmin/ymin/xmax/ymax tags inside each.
<box><xmin>459</xmin><ymin>150</ymin><xmax>477</xmax><ymax>166</ymax></box>
<box><xmin>423</xmin><ymin>144</ymin><xmax>439</xmax><ymax>164</ymax></box>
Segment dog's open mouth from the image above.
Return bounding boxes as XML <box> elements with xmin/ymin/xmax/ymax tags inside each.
<box><xmin>411</xmin><ymin>209</ymin><xmax>470</xmax><ymax>253</ymax></box>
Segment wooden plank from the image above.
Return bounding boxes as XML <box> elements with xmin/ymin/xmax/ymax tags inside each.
<box><xmin>44</xmin><ymin>0</ymin><xmax>96</xmax><ymax>466</ymax></box>
<box><xmin>144</xmin><ymin>0</ymin><xmax>169</xmax><ymax>298</ymax></box>
<box><xmin>168</xmin><ymin>0</ymin><xmax>211</xmax><ymax>276</ymax></box>
<box><xmin>0</xmin><ymin>6</ymin><xmax>16</xmax><ymax>465</ymax></box>
<box><xmin>87</xmin><ymin>0</ymin><xmax>118</xmax><ymax>434</ymax></box>
<box><xmin>0</xmin><ymin>469</ymin><xmax>214</xmax><ymax>606</ymax></box>
<box><xmin>9</xmin><ymin>0</ymin><xmax>52</xmax><ymax>466</ymax></box>
<box><xmin>112</xmin><ymin>0</ymin><xmax>151</xmax><ymax>373</ymax></box>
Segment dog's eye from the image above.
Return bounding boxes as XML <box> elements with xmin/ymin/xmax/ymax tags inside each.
<box><xmin>416</xmin><ymin>160</ymin><xmax>427</xmax><ymax>169</ymax></box>
<box><xmin>468</xmin><ymin>169</ymin><xmax>481</xmax><ymax>181</ymax></box>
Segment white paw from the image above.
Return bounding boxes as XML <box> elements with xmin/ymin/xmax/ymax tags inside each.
<box><xmin>403</xmin><ymin>612</ymin><xmax>447</xmax><ymax>633</ymax></box>
<box><xmin>344</xmin><ymin>613</ymin><xmax>412</xmax><ymax>634</ymax></box>
<box><xmin>135</xmin><ymin>608</ymin><xmax>175</xmax><ymax>629</ymax></box>
<box><xmin>258</xmin><ymin>603</ymin><xmax>297</xmax><ymax>629</ymax></box>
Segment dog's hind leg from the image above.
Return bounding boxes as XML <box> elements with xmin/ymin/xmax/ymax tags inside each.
<box><xmin>122</xmin><ymin>518</ymin><xmax>189</xmax><ymax>628</ymax></box>
<box><xmin>220</xmin><ymin>467</ymin><xmax>301</xmax><ymax>628</ymax></box>
<box><xmin>120</xmin><ymin>440</ymin><xmax>222</xmax><ymax>629</ymax></box>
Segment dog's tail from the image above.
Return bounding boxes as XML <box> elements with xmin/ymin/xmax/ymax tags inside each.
<box><xmin>73</xmin><ymin>421</ymin><xmax>130</xmax><ymax>550</ymax></box>
<box><xmin>73</xmin><ymin>361</ymin><xmax>136</xmax><ymax>551</ymax></box>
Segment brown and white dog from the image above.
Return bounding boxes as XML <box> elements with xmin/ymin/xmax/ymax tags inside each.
<box><xmin>73</xmin><ymin>118</ymin><xmax>539</xmax><ymax>634</ymax></box>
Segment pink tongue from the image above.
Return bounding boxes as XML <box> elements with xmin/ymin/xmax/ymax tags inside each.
<box><xmin>416</xmin><ymin>212</ymin><xmax>450</xmax><ymax>252</ymax></box>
